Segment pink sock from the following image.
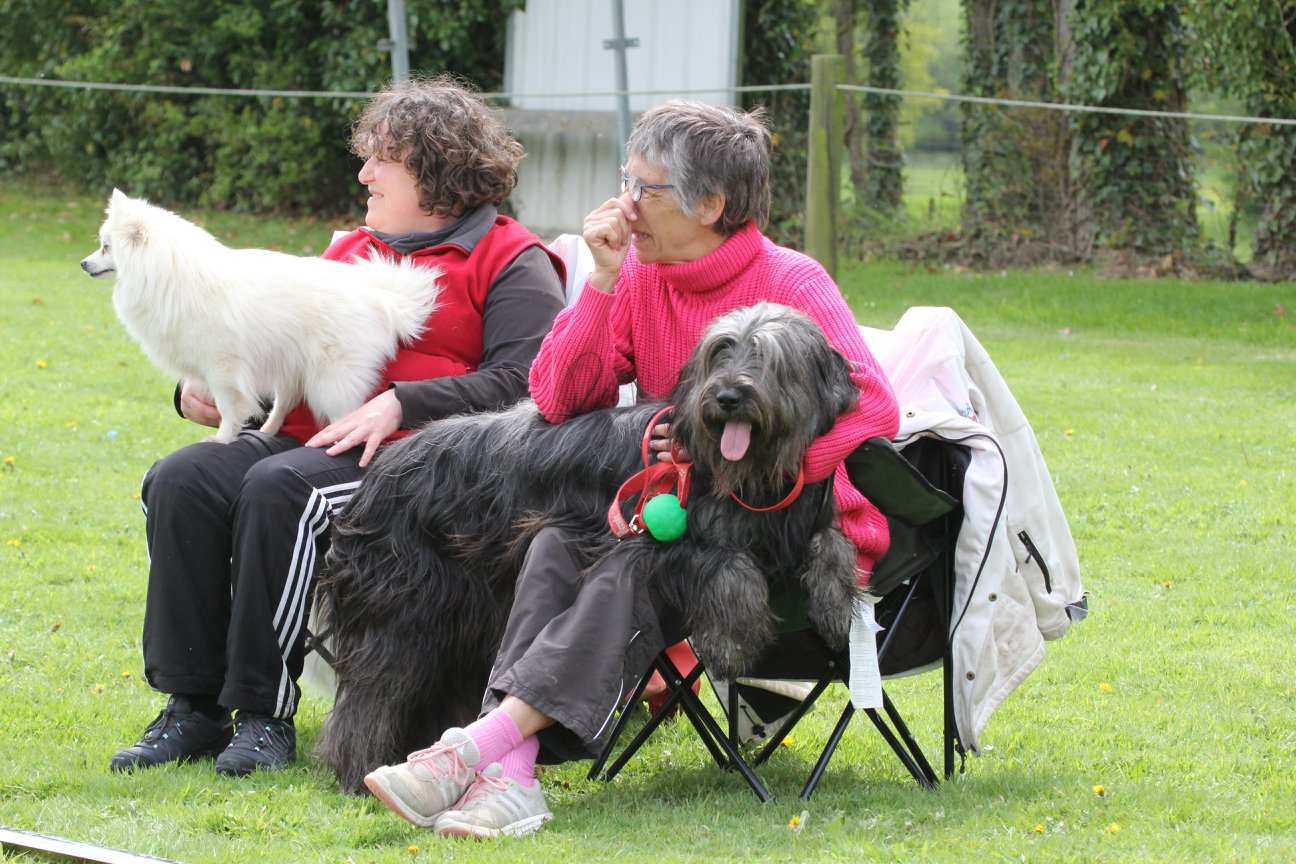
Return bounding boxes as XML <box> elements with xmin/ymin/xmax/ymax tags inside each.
<box><xmin>463</xmin><ymin>709</ymin><xmax>523</xmax><ymax>767</ymax></box>
<box><xmin>498</xmin><ymin>734</ymin><xmax>540</xmax><ymax>787</ymax></box>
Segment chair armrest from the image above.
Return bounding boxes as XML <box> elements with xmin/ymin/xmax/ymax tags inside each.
<box><xmin>844</xmin><ymin>437</ymin><xmax>957</xmax><ymax>528</ymax></box>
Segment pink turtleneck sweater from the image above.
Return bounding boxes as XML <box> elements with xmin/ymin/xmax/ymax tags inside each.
<box><xmin>529</xmin><ymin>222</ymin><xmax>899</xmax><ymax>576</ymax></box>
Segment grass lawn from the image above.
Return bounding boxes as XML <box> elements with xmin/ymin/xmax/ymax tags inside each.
<box><xmin>1</xmin><ymin>178</ymin><xmax>1294</xmax><ymax>862</ymax></box>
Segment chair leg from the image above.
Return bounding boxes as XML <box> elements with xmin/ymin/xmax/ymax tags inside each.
<box><xmin>880</xmin><ymin>690</ymin><xmax>939</xmax><ymax>786</ymax></box>
<box><xmin>799</xmin><ymin>702</ymin><xmax>855</xmax><ymax>801</ymax></box>
<box><xmin>750</xmin><ymin>678</ymin><xmax>833</xmax><ymax>768</ymax></box>
<box><xmin>596</xmin><ymin>652</ymin><xmax>772</xmax><ymax>802</ymax></box>
<box><xmin>863</xmin><ymin>704</ymin><xmax>937</xmax><ymax>790</ymax></box>
<box><xmin>662</xmin><ymin>656</ymin><xmax>772</xmax><ymax>802</ymax></box>
<box><xmin>603</xmin><ymin>660</ymin><xmax>726</xmax><ymax>780</ymax></box>
<box><xmin>798</xmin><ymin>688</ymin><xmax>940</xmax><ymax>802</ymax></box>
<box><xmin>587</xmin><ymin>661</ymin><xmax>657</xmax><ymax>782</ymax></box>
<box><xmin>303</xmin><ymin>627</ymin><xmax>336</xmax><ymax>668</ymax></box>
<box><xmin>943</xmin><ymin>635</ymin><xmax>962</xmax><ymax>779</ymax></box>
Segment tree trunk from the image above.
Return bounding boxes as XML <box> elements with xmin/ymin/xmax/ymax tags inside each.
<box><xmin>1053</xmin><ymin>0</ymin><xmax>1078</xmax><ymax>248</ymax></box>
<box><xmin>1246</xmin><ymin>2</ymin><xmax>1296</xmax><ymax>279</ymax></box>
<box><xmin>960</xmin><ymin>0</ymin><xmax>996</xmax><ymax>244</ymax></box>
<box><xmin>739</xmin><ymin>0</ymin><xmax>817</xmax><ymax>249</ymax></box>
<box><xmin>836</xmin><ymin>0</ymin><xmax>868</xmax><ymax>199</ymax></box>
<box><xmin>861</xmin><ymin>0</ymin><xmax>906</xmax><ymax>214</ymax></box>
<box><xmin>1068</xmin><ymin>0</ymin><xmax>1198</xmax><ymax>255</ymax></box>
<box><xmin>959</xmin><ymin>0</ymin><xmax>1070</xmax><ymax>263</ymax></box>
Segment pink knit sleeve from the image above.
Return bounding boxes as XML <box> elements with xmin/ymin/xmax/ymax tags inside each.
<box><xmin>528</xmin><ymin>282</ymin><xmax>635</xmax><ymax>423</ymax></box>
<box><xmin>779</xmin><ymin>269</ymin><xmax>898</xmax><ymax>575</ymax></box>
<box><xmin>791</xmin><ymin>278</ymin><xmax>900</xmax><ymax>483</ymax></box>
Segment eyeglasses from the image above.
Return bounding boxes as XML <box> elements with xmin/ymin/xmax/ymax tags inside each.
<box><xmin>619</xmin><ymin>166</ymin><xmax>675</xmax><ymax>202</ymax></box>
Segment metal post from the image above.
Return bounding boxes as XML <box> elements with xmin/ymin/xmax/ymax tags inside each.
<box><xmin>382</xmin><ymin>0</ymin><xmax>411</xmax><ymax>82</ymax></box>
<box><xmin>604</xmin><ymin>0</ymin><xmax>639</xmax><ymax>161</ymax></box>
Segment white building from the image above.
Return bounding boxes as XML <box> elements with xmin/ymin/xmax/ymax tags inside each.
<box><xmin>502</xmin><ymin>0</ymin><xmax>743</xmax><ymax>238</ymax></box>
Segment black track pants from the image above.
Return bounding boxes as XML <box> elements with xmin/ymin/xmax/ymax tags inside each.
<box><xmin>139</xmin><ymin>430</ymin><xmax>363</xmax><ymax>718</ymax></box>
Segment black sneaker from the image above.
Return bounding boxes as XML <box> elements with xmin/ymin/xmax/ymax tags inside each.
<box><xmin>110</xmin><ymin>696</ymin><xmax>234</xmax><ymax>773</ymax></box>
<box><xmin>214</xmin><ymin>713</ymin><xmax>296</xmax><ymax>776</ymax></box>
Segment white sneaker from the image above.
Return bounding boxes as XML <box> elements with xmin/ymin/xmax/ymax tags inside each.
<box><xmin>363</xmin><ymin>728</ymin><xmax>480</xmax><ymax>828</ymax></box>
<box><xmin>434</xmin><ymin>763</ymin><xmax>552</xmax><ymax>839</ymax></box>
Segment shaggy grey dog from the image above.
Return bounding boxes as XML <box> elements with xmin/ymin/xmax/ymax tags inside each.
<box><xmin>315</xmin><ymin>302</ymin><xmax>862</xmax><ymax>793</ymax></box>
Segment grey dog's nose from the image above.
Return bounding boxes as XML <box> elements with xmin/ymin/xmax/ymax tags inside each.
<box><xmin>716</xmin><ymin>388</ymin><xmax>743</xmax><ymax>411</ymax></box>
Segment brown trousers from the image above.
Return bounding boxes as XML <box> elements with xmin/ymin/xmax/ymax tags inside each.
<box><xmin>483</xmin><ymin>526</ymin><xmax>688</xmax><ymax>762</ymax></box>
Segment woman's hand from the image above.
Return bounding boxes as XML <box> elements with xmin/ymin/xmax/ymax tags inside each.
<box><xmin>648</xmin><ymin>421</ymin><xmax>690</xmax><ymax>464</ymax></box>
<box><xmin>178</xmin><ymin>381</ymin><xmax>221</xmax><ymax>428</ymax></box>
<box><xmin>582</xmin><ymin>197</ymin><xmax>636</xmax><ymax>294</ymax></box>
<box><xmin>305</xmin><ymin>388</ymin><xmax>402</xmax><ymax>468</ymax></box>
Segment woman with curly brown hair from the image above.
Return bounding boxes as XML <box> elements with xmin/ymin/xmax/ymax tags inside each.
<box><xmin>109</xmin><ymin>76</ymin><xmax>566</xmax><ymax>778</ymax></box>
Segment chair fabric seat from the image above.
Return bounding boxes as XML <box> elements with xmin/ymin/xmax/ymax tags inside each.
<box><xmin>589</xmin><ymin>435</ymin><xmax>969</xmax><ymax>800</ymax></box>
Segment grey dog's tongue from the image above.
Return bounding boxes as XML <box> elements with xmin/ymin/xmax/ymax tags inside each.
<box><xmin>721</xmin><ymin>419</ymin><xmax>752</xmax><ymax>461</ymax></box>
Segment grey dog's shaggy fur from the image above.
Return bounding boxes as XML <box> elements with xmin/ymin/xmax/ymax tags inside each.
<box><xmin>314</xmin><ymin>302</ymin><xmax>862</xmax><ymax>794</ymax></box>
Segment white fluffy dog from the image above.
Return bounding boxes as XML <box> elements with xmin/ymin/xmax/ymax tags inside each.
<box><xmin>81</xmin><ymin>189</ymin><xmax>443</xmax><ymax>443</ymax></box>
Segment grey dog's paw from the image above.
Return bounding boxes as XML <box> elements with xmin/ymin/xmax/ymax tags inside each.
<box><xmin>692</xmin><ymin>622</ymin><xmax>770</xmax><ymax>682</ymax></box>
<box><xmin>691</xmin><ymin>555</ymin><xmax>774</xmax><ymax>679</ymax></box>
<box><xmin>802</xmin><ymin>528</ymin><xmax>861</xmax><ymax>650</ymax></box>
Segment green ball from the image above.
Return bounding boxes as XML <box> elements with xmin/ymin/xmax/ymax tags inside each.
<box><xmin>642</xmin><ymin>493</ymin><xmax>687</xmax><ymax>542</ymax></box>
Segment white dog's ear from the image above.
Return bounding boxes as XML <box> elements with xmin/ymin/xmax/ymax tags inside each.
<box><xmin>107</xmin><ymin>189</ymin><xmax>148</xmax><ymax>248</ymax></box>
<box><xmin>120</xmin><ymin>216</ymin><xmax>148</xmax><ymax>249</ymax></box>
<box><xmin>107</xmin><ymin>188</ymin><xmax>128</xmax><ymax>218</ymax></box>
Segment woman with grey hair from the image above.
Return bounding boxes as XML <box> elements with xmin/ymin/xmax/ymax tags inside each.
<box><xmin>363</xmin><ymin>99</ymin><xmax>898</xmax><ymax>838</ymax></box>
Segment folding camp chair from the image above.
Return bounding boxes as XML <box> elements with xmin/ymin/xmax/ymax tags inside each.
<box><xmin>588</xmin><ymin>435</ymin><xmax>968</xmax><ymax>801</ymax></box>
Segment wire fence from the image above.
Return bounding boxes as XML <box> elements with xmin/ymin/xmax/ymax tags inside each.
<box><xmin>3</xmin><ymin>74</ymin><xmax>1294</xmax><ymax>127</ymax></box>
<box><xmin>2</xmin><ymin>70</ymin><xmax>1280</xmax><ymax>261</ymax></box>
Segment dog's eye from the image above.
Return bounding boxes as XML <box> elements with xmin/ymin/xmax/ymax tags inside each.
<box><xmin>101</xmin><ymin>242</ymin><xmax>110</xmax><ymax>253</ymax></box>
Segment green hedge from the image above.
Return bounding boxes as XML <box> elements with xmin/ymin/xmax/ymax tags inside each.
<box><xmin>2</xmin><ymin>1</ymin><xmax>821</xmax><ymax>237</ymax></box>
<box><xmin>0</xmin><ymin>0</ymin><xmax>522</xmax><ymax>215</ymax></box>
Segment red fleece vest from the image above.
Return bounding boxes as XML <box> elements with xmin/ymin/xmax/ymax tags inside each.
<box><xmin>278</xmin><ymin>217</ymin><xmax>556</xmax><ymax>444</ymax></box>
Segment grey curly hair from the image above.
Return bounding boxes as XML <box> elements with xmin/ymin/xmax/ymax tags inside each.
<box><xmin>626</xmin><ymin>99</ymin><xmax>772</xmax><ymax>234</ymax></box>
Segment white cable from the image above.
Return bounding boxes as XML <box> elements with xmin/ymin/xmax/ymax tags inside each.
<box><xmin>837</xmin><ymin>83</ymin><xmax>1296</xmax><ymax>126</ymax></box>
<box><xmin>2</xmin><ymin>74</ymin><xmax>1292</xmax><ymax>126</ymax></box>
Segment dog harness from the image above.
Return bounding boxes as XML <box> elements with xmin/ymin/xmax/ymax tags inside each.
<box><xmin>608</xmin><ymin>405</ymin><xmax>810</xmax><ymax>541</ymax></box>
<box><xmin>609</xmin><ymin>406</ymin><xmax>691</xmax><ymax>541</ymax></box>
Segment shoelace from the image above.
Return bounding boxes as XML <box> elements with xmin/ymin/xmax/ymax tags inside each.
<box><xmin>405</xmin><ymin>741</ymin><xmax>473</xmax><ymax>784</ymax></box>
<box><xmin>232</xmin><ymin>718</ymin><xmax>261</xmax><ymax>740</ymax></box>
<box><xmin>230</xmin><ymin>716</ymin><xmax>282</xmax><ymax>748</ymax></box>
<box><xmin>459</xmin><ymin>771</ymin><xmax>510</xmax><ymax>806</ymax></box>
<box><xmin>140</xmin><ymin>706</ymin><xmax>178</xmax><ymax>742</ymax></box>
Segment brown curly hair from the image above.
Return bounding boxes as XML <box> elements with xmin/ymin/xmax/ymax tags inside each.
<box><xmin>351</xmin><ymin>75</ymin><xmax>523</xmax><ymax>217</ymax></box>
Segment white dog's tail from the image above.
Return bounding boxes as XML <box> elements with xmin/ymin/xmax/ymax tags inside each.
<box><xmin>351</xmin><ymin>251</ymin><xmax>444</xmax><ymax>343</ymax></box>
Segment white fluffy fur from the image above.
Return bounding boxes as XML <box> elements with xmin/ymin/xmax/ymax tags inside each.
<box><xmin>80</xmin><ymin>189</ymin><xmax>443</xmax><ymax>443</ymax></box>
